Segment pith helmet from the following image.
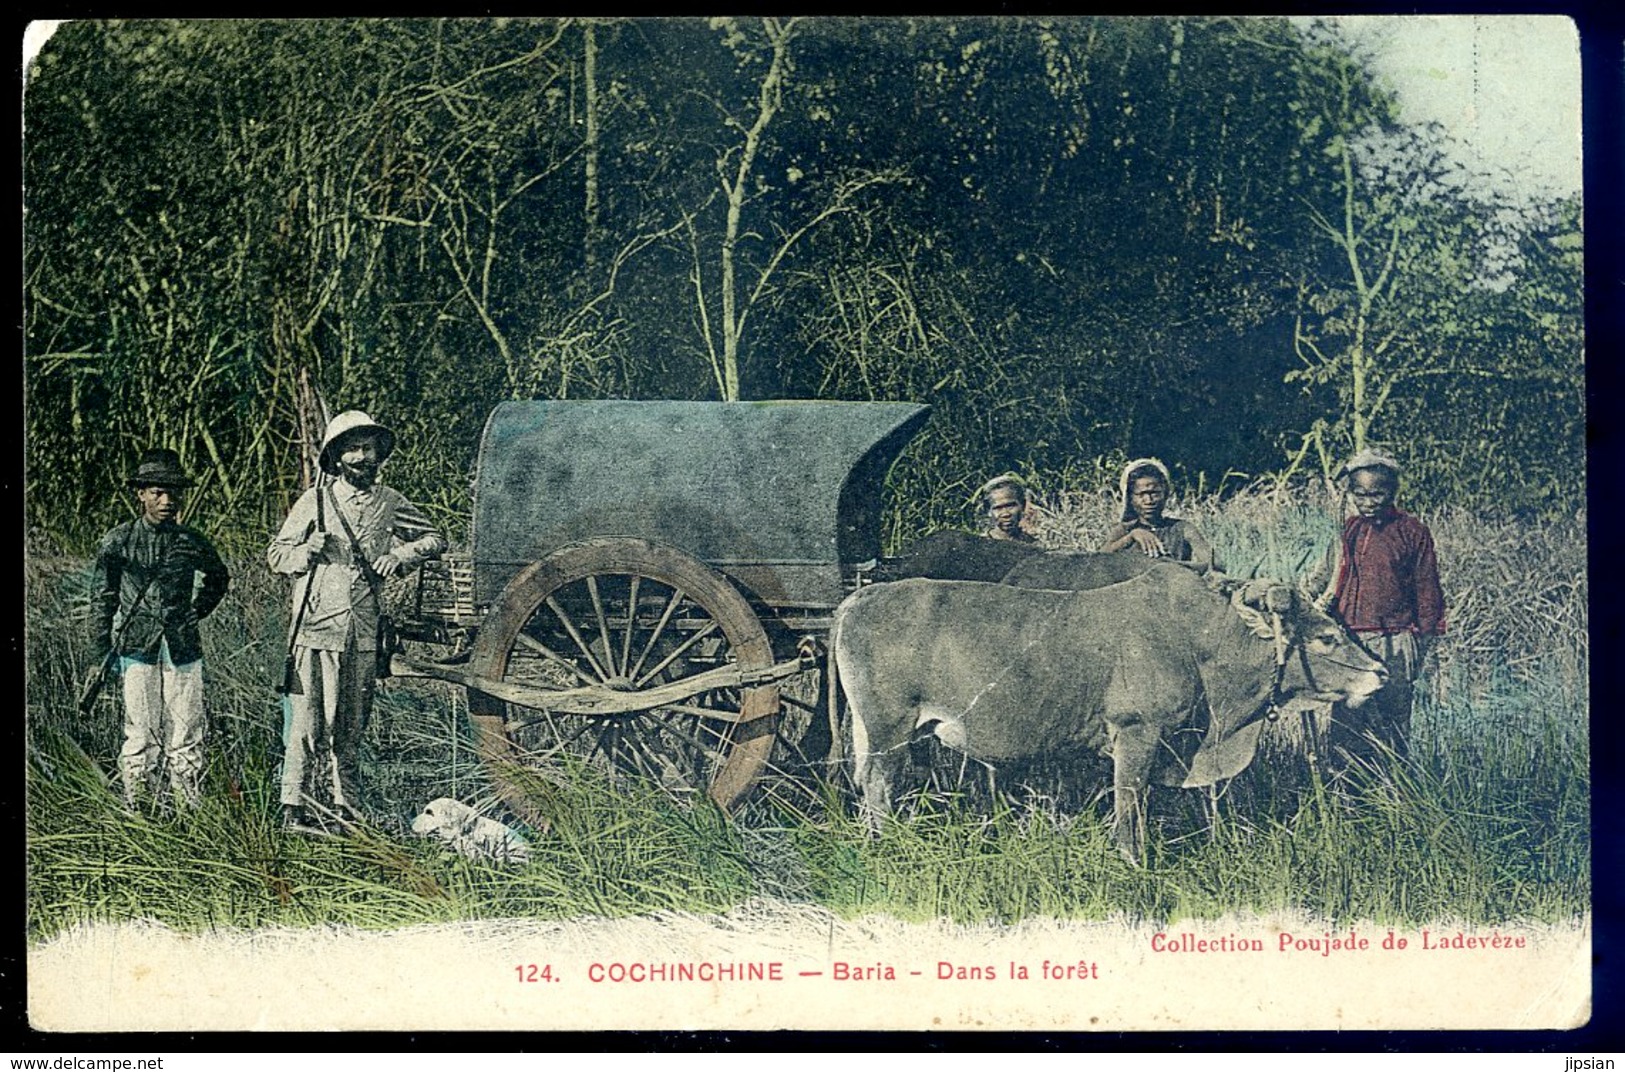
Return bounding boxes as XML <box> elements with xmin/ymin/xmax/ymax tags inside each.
<box><xmin>318</xmin><ymin>410</ymin><xmax>395</xmax><ymax>475</ymax></box>
<box><xmin>126</xmin><ymin>448</ymin><xmax>193</xmax><ymax>489</ymax></box>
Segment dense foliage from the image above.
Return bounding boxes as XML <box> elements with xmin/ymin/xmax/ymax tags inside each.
<box><xmin>24</xmin><ymin>18</ymin><xmax>1582</xmax><ymax>555</ymax></box>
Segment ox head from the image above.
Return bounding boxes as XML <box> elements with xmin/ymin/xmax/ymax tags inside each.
<box><xmin>1227</xmin><ymin>580</ymin><xmax>1386</xmax><ymax>709</ymax></box>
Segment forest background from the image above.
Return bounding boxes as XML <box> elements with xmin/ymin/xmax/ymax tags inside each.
<box><xmin>20</xmin><ymin>17</ymin><xmax>1594</xmax><ymax>950</ymax></box>
<box><xmin>23</xmin><ymin>17</ymin><xmax>1583</xmax><ymax>554</ymax></box>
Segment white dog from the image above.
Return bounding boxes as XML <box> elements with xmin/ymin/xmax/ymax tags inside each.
<box><xmin>412</xmin><ymin>797</ymin><xmax>532</xmax><ymax>866</ymax></box>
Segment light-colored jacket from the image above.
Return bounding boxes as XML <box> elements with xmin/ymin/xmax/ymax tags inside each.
<box><xmin>268</xmin><ymin>479</ymin><xmax>446</xmax><ymax>651</ymax></box>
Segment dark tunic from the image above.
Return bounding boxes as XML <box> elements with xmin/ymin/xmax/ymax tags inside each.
<box><xmin>1101</xmin><ymin>517</ymin><xmax>1217</xmax><ymax>573</ymax></box>
<box><xmin>1331</xmin><ymin>508</ymin><xmax>1445</xmax><ymax>635</ymax></box>
<box><xmin>92</xmin><ymin>518</ymin><xmax>231</xmax><ymax>665</ymax></box>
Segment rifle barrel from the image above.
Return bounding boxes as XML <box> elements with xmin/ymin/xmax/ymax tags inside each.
<box><xmin>77</xmin><ymin>651</ymin><xmax>118</xmax><ymax>713</ymax></box>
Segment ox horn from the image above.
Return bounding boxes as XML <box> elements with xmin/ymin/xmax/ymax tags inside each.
<box><xmin>1228</xmin><ymin>586</ymin><xmax>1276</xmax><ymax>641</ymax></box>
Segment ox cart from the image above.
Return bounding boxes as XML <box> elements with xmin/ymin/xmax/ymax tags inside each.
<box><xmin>387</xmin><ymin>400</ymin><xmax>930</xmax><ymax>820</ymax></box>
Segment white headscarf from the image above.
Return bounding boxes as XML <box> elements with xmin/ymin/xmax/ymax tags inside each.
<box><xmin>1118</xmin><ymin>457</ymin><xmax>1171</xmax><ymax>522</ymax></box>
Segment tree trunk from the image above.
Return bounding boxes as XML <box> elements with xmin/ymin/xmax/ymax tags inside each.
<box><xmin>718</xmin><ymin>19</ymin><xmax>792</xmax><ymax>402</ymax></box>
<box><xmin>583</xmin><ymin>20</ymin><xmax>601</xmax><ymax>272</ymax></box>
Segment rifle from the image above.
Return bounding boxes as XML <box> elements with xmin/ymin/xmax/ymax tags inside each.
<box><xmin>79</xmin><ymin>526</ymin><xmax>159</xmax><ymax>714</ymax></box>
<box><xmin>278</xmin><ymin>471</ymin><xmax>326</xmax><ymax>696</ymax></box>
<box><xmin>323</xmin><ymin>484</ymin><xmax>398</xmax><ymax>680</ymax></box>
<box><xmin>77</xmin><ymin>649</ymin><xmax>120</xmax><ymax>715</ymax></box>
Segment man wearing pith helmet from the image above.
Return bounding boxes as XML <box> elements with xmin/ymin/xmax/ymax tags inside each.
<box><xmin>91</xmin><ymin>448</ymin><xmax>231</xmax><ymax>810</ymax></box>
<box><xmin>268</xmin><ymin>410</ymin><xmax>446</xmax><ymax>832</ymax></box>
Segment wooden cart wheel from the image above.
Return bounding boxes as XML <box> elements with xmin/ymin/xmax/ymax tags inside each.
<box><xmin>466</xmin><ymin>538</ymin><xmax>778</xmax><ymax>823</ymax></box>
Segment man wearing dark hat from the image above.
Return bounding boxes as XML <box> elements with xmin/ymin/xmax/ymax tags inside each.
<box><xmin>268</xmin><ymin>410</ymin><xmax>446</xmax><ymax>830</ymax></box>
<box><xmin>91</xmin><ymin>448</ymin><xmax>231</xmax><ymax>809</ymax></box>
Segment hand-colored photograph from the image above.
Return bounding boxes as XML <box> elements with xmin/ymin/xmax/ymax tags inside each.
<box><xmin>22</xmin><ymin>16</ymin><xmax>1588</xmax><ymax>1033</ymax></box>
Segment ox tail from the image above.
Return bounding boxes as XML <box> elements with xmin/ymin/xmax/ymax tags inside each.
<box><xmin>829</xmin><ymin>607</ymin><xmax>871</xmax><ymax>786</ymax></box>
<box><xmin>831</xmin><ymin>592</ymin><xmax>900</xmax><ymax>837</ymax></box>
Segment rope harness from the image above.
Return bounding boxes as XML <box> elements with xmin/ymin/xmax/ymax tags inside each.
<box><xmin>1230</xmin><ymin>588</ymin><xmax>1297</xmax><ymax>722</ymax></box>
<box><xmin>1267</xmin><ymin>610</ymin><xmax>1290</xmax><ymax>720</ymax></box>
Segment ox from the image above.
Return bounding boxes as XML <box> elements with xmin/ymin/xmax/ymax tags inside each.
<box><xmin>1002</xmin><ymin>552</ymin><xmax>1343</xmax><ymax>798</ymax></box>
<box><xmin>832</xmin><ymin>565</ymin><xmax>1385</xmax><ymax>863</ymax></box>
<box><xmin>1000</xmin><ymin>548</ymin><xmax>1159</xmax><ymax>589</ymax></box>
<box><xmin>882</xmin><ymin>535</ymin><xmax>1160</xmax><ymax>589</ymax></box>
<box><xmin>879</xmin><ymin>530</ymin><xmax>1044</xmax><ymax>582</ymax></box>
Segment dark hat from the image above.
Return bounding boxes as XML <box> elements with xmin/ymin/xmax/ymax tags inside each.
<box><xmin>318</xmin><ymin>410</ymin><xmax>396</xmax><ymax>475</ymax></box>
<box><xmin>126</xmin><ymin>448</ymin><xmax>193</xmax><ymax>489</ymax></box>
<box><xmin>978</xmin><ymin>472</ymin><xmax>1030</xmax><ymax>504</ymax></box>
<box><xmin>1336</xmin><ymin>449</ymin><xmax>1402</xmax><ymax>483</ymax></box>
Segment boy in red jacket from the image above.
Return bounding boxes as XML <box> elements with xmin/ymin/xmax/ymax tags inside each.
<box><xmin>1314</xmin><ymin>450</ymin><xmax>1446</xmax><ymax>759</ymax></box>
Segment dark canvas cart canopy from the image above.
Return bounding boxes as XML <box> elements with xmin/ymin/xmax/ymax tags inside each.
<box><xmin>471</xmin><ymin>400</ymin><xmax>930</xmax><ymax>610</ymax></box>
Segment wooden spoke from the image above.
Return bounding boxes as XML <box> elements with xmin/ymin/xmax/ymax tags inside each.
<box><xmin>662</xmin><ymin>702</ymin><xmax>745</xmax><ymax>721</ymax></box>
<box><xmin>586</xmin><ymin>575</ymin><xmax>616</xmax><ymax>676</ymax></box>
<box><xmin>643</xmin><ymin>707</ymin><xmax>738</xmax><ymax>758</ymax></box>
<box><xmin>624</xmin><ymin>731</ymin><xmax>691</xmax><ymax>787</ymax></box>
<box><xmin>514</xmin><ymin>632</ymin><xmax>600</xmax><ymax>687</ymax></box>
<box><xmin>546</xmin><ymin>594</ymin><xmax>610</xmax><ymax>681</ymax></box>
<box><xmin>633</xmin><ymin>619</ymin><xmax>719</xmax><ymax>688</ymax></box>
<box><xmin>620</xmin><ymin>574</ymin><xmax>641</xmax><ymax>678</ymax></box>
<box><xmin>628</xmin><ymin>585</ymin><xmax>685</xmax><ymax>683</ymax></box>
<box><xmin>513</xmin><ymin>711</ymin><xmax>600</xmax><ymax>761</ymax></box>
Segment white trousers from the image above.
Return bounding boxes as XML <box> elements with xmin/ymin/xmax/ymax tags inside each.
<box><xmin>119</xmin><ymin>644</ymin><xmax>207</xmax><ymax>807</ymax></box>
<box><xmin>281</xmin><ymin>646</ymin><xmax>375</xmax><ymax>811</ymax></box>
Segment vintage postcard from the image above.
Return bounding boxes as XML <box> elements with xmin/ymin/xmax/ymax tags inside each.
<box><xmin>22</xmin><ymin>16</ymin><xmax>1588</xmax><ymax>1033</ymax></box>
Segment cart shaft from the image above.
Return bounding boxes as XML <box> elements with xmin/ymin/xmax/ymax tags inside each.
<box><xmin>390</xmin><ymin>650</ymin><xmax>813</xmax><ymax>721</ymax></box>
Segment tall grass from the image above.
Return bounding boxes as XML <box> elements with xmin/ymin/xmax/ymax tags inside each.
<box><xmin>26</xmin><ymin>486</ymin><xmax>1588</xmax><ymax>940</ymax></box>
<box><xmin>765</xmin><ymin>665</ymin><xmax>1588</xmax><ymax>927</ymax></box>
<box><xmin>27</xmin><ymin>724</ymin><xmax>757</xmax><ymax>940</ymax></box>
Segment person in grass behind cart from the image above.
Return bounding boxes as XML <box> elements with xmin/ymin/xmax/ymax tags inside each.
<box><xmin>268</xmin><ymin>411</ymin><xmax>445</xmax><ymax>833</ymax></box>
<box><xmin>1098</xmin><ymin>457</ymin><xmax>1217</xmax><ymax>574</ymax></box>
<box><xmin>980</xmin><ymin>473</ymin><xmax>1039</xmax><ymax>543</ymax></box>
<box><xmin>91</xmin><ymin>448</ymin><xmax>231</xmax><ymax>811</ymax></box>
